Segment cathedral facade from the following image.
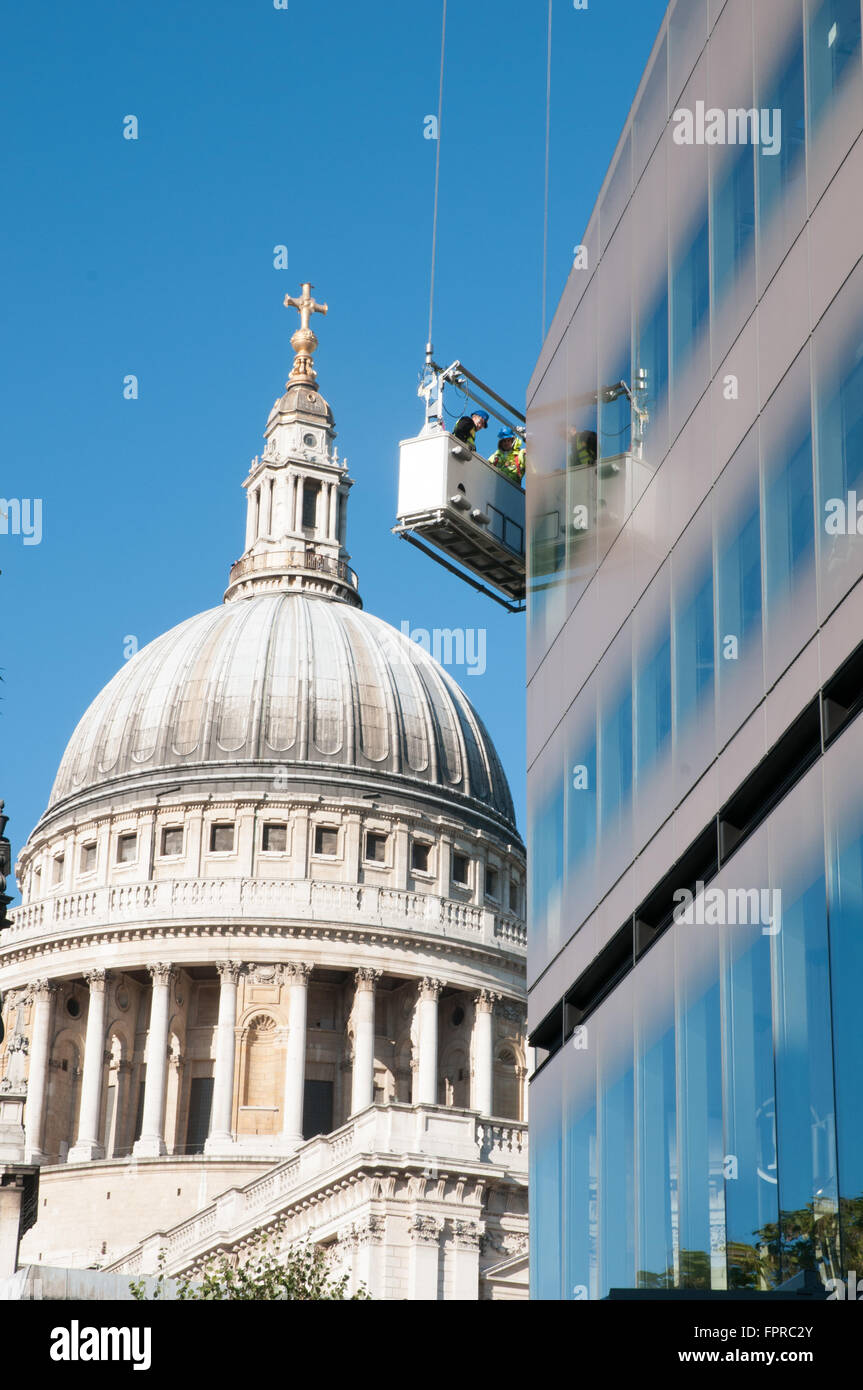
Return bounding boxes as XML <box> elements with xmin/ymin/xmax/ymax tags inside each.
<box><xmin>0</xmin><ymin>290</ymin><xmax>528</xmax><ymax>1300</ymax></box>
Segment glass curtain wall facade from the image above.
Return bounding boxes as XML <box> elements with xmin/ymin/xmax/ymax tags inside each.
<box><xmin>527</xmin><ymin>0</ymin><xmax>863</xmax><ymax>1298</ymax></box>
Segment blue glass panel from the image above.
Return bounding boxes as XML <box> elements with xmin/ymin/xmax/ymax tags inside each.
<box><xmin>636</xmin><ymin>619</ymin><xmax>672</xmax><ymax>779</ymax></box>
<box><xmin>635</xmin><ymin>937</ymin><xmax>678</xmax><ymax>1289</ymax></box>
<box><xmin>528</xmin><ymin>773</ymin><xmax>564</xmax><ymax>966</ymax></box>
<box><xmin>717</xmin><ymin>487</ymin><xmax>762</xmax><ymax>659</ymax></box>
<box><xmin>567</xmin><ymin>727</ymin><xmax>597</xmax><ymax>872</ymax></box>
<box><xmin>529</xmin><ymin>1067</ymin><xmax>564</xmax><ymax>1299</ymax></box>
<box><xmin>676</xmin><ymin>926</ymin><xmax>725</xmax><ymax>1289</ymax></box>
<box><xmin>816</xmin><ymin>316</ymin><xmax>863</xmax><ymax>504</ymax></box>
<box><xmin>721</xmin><ymin>923</ymin><xmax>781</xmax><ymax>1289</ymax></box>
<box><xmin>600</xmin><ymin>683</ymin><xmax>633</xmax><ymax>833</ymax></box>
<box><xmin>807</xmin><ymin>0</ymin><xmax>862</xmax><ymax>131</ymax></box>
<box><xmin>638</xmin><ymin>282</ymin><xmax>669</xmax><ymax>429</ymax></box>
<box><xmin>673</xmin><ymin>559</ymin><xmax>714</xmax><ymax>729</ymax></box>
<box><xmin>758</xmin><ymin>39</ymin><xmax>806</xmax><ymax>232</ymax></box>
<box><xmin>763</xmin><ymin>420</ymin><xmax>815</xmax><ymax>617</ymax></box>
<box><xmin>711</xmin><ymin>143</ymin><xmax>756</xmax><ymax>306</ymax></box>
<box><xmin>564</xmin><ymin>1047</ymin><xmax>598</xmax><ymax>1300</ymax></box>
<box><xmin>824</xmin><ymin>727</ymin><xmax>863</xmax><ymax>1272</ymax></box>
<box><xmin>771</xmin><ymin>798</ymin><xmax>840</xmax><ymax>1282</ymax></box>
<box><xmin>671</xmin><ymin>213</ymin><xmax>710</xmax><ymax>381</ymax></box>
<box><xmin>599</xmin><ymin>348</ymin><xmax>633</xmax><ymax>461</ymax></box>
<box><xmin>597</xmin><ymin>985</ymin><xmax>636</xmax><ymax>1296</ymax></box>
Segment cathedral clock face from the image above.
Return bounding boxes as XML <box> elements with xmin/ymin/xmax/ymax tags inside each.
<box><xmin>303</xmin><ymin>433</ymin><xmax>316</xmax><ymax>447</ymax></box>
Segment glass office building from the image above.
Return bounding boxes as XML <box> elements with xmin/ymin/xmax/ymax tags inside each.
<box><xmin>527</xmin><ymin>0</ymin><xmax>863</xmax><ymax>1297</ymax></box>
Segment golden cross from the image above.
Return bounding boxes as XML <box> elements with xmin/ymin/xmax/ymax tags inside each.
<box><xmin>284</xmin><ymin>282</ymin><xmax>328</xmax><ymax>331</ymax></box>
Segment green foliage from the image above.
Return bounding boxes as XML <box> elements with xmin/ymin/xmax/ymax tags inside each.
<box><xmin>131</xmin><ymin>1228</ymin><xmax>369</xmax><ymax>1302</ymax></box>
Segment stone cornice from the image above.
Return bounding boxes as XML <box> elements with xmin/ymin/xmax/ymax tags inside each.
<box><xmin>0</xmin><ymin>920</ymin><xmax>525</xmax><ymax>994</ymax></box>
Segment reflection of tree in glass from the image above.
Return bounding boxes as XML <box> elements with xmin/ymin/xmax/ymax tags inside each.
<box><xmin>637</xmin><ymin>1198</ymin><xmax>850</xmax><ymax>1292</ymax></box>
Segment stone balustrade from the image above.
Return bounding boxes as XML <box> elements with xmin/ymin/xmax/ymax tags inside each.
<box><xmin>1</xmin><ymin>879</ymin><xmax>526</xmax><ymax>954</ymax></box>
<box><xmin>106</xmin><ymin>1104</ymin><xmax>528</xmax><ymax>1277</ymax></box>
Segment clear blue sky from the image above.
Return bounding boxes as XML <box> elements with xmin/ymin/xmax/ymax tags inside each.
<box><xmin>0</xmin><ymin>0</ymin><xmax>667</xmax><ymax>886</ymax></box>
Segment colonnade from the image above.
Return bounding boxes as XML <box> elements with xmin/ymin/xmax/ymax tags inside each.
<box><xmin>22</xmin><ymin>966</ymin><xmax>505</xmax><ymax>1164</ymax></box>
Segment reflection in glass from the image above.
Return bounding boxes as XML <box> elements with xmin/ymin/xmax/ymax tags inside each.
<box><xmin>673</xmin><ymin>558</ymin><xmax>714</xmax><ymax>731</ymax></box>
<box><xmin>711</xmin><ymin>143</ymin><xmax>756</xmax><ymax>307</ymax></box>
<box><xmin>676</xmin><ymin>923</ymin><xmax>725</xmax><ymax>1289</ymax></box>
<box><xmin>597</xmin><ymin>979</ymin><xmax>636</xmax><ymax>1293</ymax></box>
<box><xmin>815</xmin><ymin>310</ymin><xmax>863</xmax><ymax>505</ymax></box>
<box><xmin>807</xmin><ymin>0</ymin><xmax>862</xmax><ymax>132</ymax></box>
<box><xmin>825</xmin><ymin>722</ymin><xmax>863</xmax><ymax>1274</ymax></box>
<box><xmin>530</xmin><ymin>1071</ymin><xmax>563</xmax><ymax>1299</ymax></box>
<box><xmin>721</xmin><ymin>908</ymin><xmax>780</xmax><ymax>1289</ymax></box>
<box><xmin>757</xmin><ymin>38</ymin><xmax>806</xmax><ymax>233</ymax></box>
<box><xmin>638</xmin><ymin>281</ymin><xmax>669</xmax><ymax>441</ymax></box>
<box><xmin>635</xmin><ymin>936</ymin><xmax>678</xmax><ymax>1289</ymax></box>
<box><xmin>770</xmin><ymin>780</ymin><xmax>840</xmax><ymax>1283</ymax></box>
<box><xmin>716</xmin><ymin>482</ymin><xmax>762</xmax><ymax>668</ymax></box>
<box><xmin>636</xmin><ymin>615</ymin><xmax>672</xmax><ymax>780</ymax></box>
<box><xmin>528</xmin><ymin>772</ymin><xmax>564</xmax><ymax>970</ymax></box>
<box><xmin>599</xmin><ymin>681</ymin><xmax>633</xmax><ymax>837</ymax></box>
<box><xmin>671</xmin><ymin>212</ymin><xmax>710</xmax><ymax>383</ymax></box>
<box><xmin>566</xmin><ymin>711</ymin><xmax>597</xmax><ymax>876</ymax></box>
<box><xmin>565</xmin><ymin>1047</ymin><xmax>598</xmax><ymax>1300</ymax></box>
<box><xmin>763</xmin><ymin>407</ymin><xmax>815</xmax><ymax>620</ymax></box>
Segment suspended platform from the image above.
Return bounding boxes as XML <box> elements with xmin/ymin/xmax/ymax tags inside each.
<box><xmin>394</xmin><ymin>429</ymin><xmax>526</xmax><ymax>610</ymax></box>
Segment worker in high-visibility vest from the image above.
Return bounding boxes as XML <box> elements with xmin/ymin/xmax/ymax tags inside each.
<box><xmin>489</xmin><ymin>428</ymin><xmax>526</xmax><ymax>485</ymax></box>
<box><xmin>569</xmin><ymin>428</ymin><xmax>598</xmax><ymax>469</ymax></box>
<box><xmin>453</xmin><ymin>410</ymin><xmax>489</xmax><ymax>453</ymax></box>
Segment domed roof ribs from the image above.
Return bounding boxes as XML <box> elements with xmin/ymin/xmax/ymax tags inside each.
<box><xmin>295</xmin><ymin>595</ymin><xmax>313</xmax><ymax>766</ymax></box>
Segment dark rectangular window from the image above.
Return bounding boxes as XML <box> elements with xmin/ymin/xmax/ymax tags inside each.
<box><xmin>411</xmin><ymin>841</ymin><xmax>431</xmax><ymax>873</ymax></box>
<box><xmin>314</xmin><ymin>825</ymin><xmax>338</xmax><ymax>856</ymax></box>
<box><xmin>301</xmin><ymin>480</ymin><xmax>321</xmax><ymax>529</ymax></box>
<box><xmin>452</xmin><ymin>852</ymin><xmax>470</xmax><ymax>886</ymax></box>
<box><xmin>185</xmin><ymin>1076</ymin><xmax>214</xmax><ymax>1155</ymax></box>
<box><xmin>52</xmin><ymin>855</ymin><xmax>65</xmax><ymax>885</ymax></box>
<box><xmin>485</xmin><ymin>866</ymin><xmax>499</xmax><ymax>899</ymax></box>
<box><xmin>161</xmin><ymin>826</ymin><xmax>183</xmax><ymax>857</ymax></box>
<box><xmin>133</xmin><ymin>1074</ymin><xmax>147</xmax><ymax>1144</ymax></box>
<box><xmin>79</xmin><ymin>843</ymin><xmax>96</xmax><ymax>874</ymax></box>
<box><xmin>509</xmin><ymin>879</ymin><xmax>519</xmax><ymax>913</ymax></box>
<box><xmin>262</xmin><ymin>823</ymin><xmax>287</xmax><ymax>852</ymax></box>
<box><xmin>303</xmin><ymin>1079</ymin><xmax>334</xmax><ymax>1140</ymax></box>
<box><xmin>365</xmin><ymin>832</ymin><xmax>387</xmax><ymax>863</ymax></box>
<box><xmin>116</xmin><ymin>833</ymin><xmax>137</xmax><ymax>865</ymax></box>
<box><xmin>210</xmin><ymin>823</ymin><xmax>234</xmax><ymax>853</ymax></box>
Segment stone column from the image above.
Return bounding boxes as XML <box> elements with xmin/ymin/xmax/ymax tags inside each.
<box><xmin>337</xmin><ymin>487</ymin><xmax>348</xmax><ymax>548</ymax></box>
<box><xmin>451</xmin><ymin>1220</ymin><xmax>482</xmax><ymax>1299</ymax></box>
<box><xmin>133</xmin><ymin>964</ymin><xmax>175</xmax><ymax>1158</ymax></box>
<box><xmin>23</xmin><ymin>980</ymin><xmax>55</xmax><ymax>1163</ymax></box>
<box><xmin>350</xmin><ymin>969</ymin><xmax>381</xmax><ymax>1116</ymax></box>
<box><xmin>353</xmin><ymin>1215</ymin><xmax>385</xmax><ymax>1298</ymax></box>
<box><xmin>472</xmin><ymin>989</ymin><xmax>500</xmax><ymax>1117</ymax></box>
<box><xmin>416</xmin><ymin>978</ymin><xmax>443</xmax><ymax>1106</ymax></box>
<box><xmin>205</xmin><ymin>961</ymin><xmax>243</xmax><ymax>1154</ymax></box>
<box><xmin>408</xmin><ymin>1215</ymin><xmax>442</xmax><ymax>1299</ymax></box>
<box><xmin>328</xmin><ymin>481</ymin><xmax>338</xmax><ymax>538</ymax></box>
<box><xmin>68</xmin><ymin>970</ymin><xmax>110</xmax><ymax>1163</ymax></box>
<box><xmin>281</xmin><ymin>963</ymin><xmax>311</xmax><ymax>1148</ymax></box>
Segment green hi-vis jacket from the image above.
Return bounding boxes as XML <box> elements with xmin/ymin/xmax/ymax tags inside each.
<box><xmin>489</xmin><ymin>440</ymin><xmax>526</xmax><ymax>484</ymax></box>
